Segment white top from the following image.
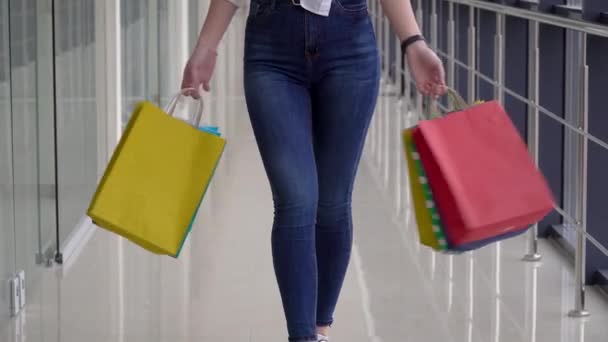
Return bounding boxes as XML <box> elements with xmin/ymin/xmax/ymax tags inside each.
<box><xmin>228</xmin><ymin>0</ymin><xmax>332</xmax><ymax>17</ymax></box>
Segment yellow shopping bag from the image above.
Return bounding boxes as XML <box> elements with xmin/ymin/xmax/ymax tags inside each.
<box><xmin>87</xmin><ymin>91</ymin><xmax>226</xmax><ymax>257</ymax></box>
<box><xmin>403</xmin><ymin>128</ymin><xmax>446</xmax><ymax>251</ymax></box>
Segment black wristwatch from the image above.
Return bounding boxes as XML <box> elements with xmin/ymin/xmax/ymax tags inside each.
<box><xmin>401</xmin><ymin>34</ymin><xmax>425</xmax><ymax>54</ymax></box>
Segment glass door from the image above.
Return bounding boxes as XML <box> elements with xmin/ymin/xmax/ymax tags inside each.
<box><xmin>0</xmin><ymin>0</ymin><xmax>57</xmax><ymax>328</ymax></box>
<box><xmin>53</xmin><ymin>0</ymin><xmax>99</xmax><ymax>251</ymax></box>
<box><xmin>8</xmin><ymin>0</ymin><xmax>57</xmax><ymax>281</ymax></box>
<box><xmin>0</xmin><ymin>0</ymin><xmax>17</xmax><ymax>326</ymax></box>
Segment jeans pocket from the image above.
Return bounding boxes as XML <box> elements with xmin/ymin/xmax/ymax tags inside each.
<box><xmin>247</xmin><ymin>0</ymin><xmax>276</xmax><ymax>22</ymax></box>
<box><xmin>332</xmin><ymin>0</ymin><xmax>368</xmax><ymax>16</ymax></box>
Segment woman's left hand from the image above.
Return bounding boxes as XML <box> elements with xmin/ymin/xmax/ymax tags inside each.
<box><xmin>405</xmin><ymin>41</ymin><xmax>448</xmax><ymax>99</ymax></box>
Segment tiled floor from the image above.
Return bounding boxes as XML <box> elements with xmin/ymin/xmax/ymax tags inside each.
<box><xmin>2</xmin><ymin>13</ymin><xmax>608</xmax><ymax>342</ymax></box>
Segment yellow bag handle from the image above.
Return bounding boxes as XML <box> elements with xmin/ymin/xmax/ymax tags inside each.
<box><xmin>426</xmin><ymin>88</ymin><xmax>469</xmax><ymax>119</ymax></box>
<box><xmin>164</xmin><ymin>88</ymin><xmax>205</xmax><ymax>127</ymax></box>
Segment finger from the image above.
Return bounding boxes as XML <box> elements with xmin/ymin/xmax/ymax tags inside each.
<box><xmin>416</xmin><ymin>85</ymin><xmax>424</xmax><ymax>94</ymax></box>
<box><xmin>430</xmin><ymin>84</ymin><xmax>439</xmax><ymax>98</ymax></box>
<box><xmin>419</xmin><ymin>83</ymin><xmax>429</xmax><ymax>94</ymax></box>
<box><xmin>431</xmin><ymin>73</ymin><xmax>443</xmax><ymax>87</ymax></box>
<box><xmin>184</xmin><ymin>89</ymin><xmax>196</xmax><ymax>98</ymax></box>
<box><xmin>432</xmin><ymin>83</ymin><xmax>447</xmax><ymax>97</ymax></box>
<box><xmin>186</xmin><ymin>87</ymin><xmax>201</xmax><ymax>99</ymax></box>
<box><xmin>180</xmin><ymin>81</ymin><xmax>192</xmax><ymax>95</ymax></box>
<box><xmin>181</xmin><ymin>72</ymin><xmax>195</xmax><ymax>92</ymax></box>
<box><xmin>435</xmin><ymin>62</ymin><xmax>447</xmax><ymax>85</ymax></box>
<box><xmin>203</xmin><ymin>81</ymin><xmax>211</xmax><ymax>92</ymax></box>
<box><xmin>418</xmin><ymin>85</ymin><xmax>430</xmax><ymax>96</ymax></box>
<box><xmin>192</xmin><ymin>83</ymin><xmax>203</xmax><ymax>100</ymax></box>
<box><xmin>427</xmin><ymin>82</ymin><xmax>441</xmax><ymax>97</ymax></box>
<box><xmin>183</xmin><ymin>83</ymin><xmax>202</xmax><ymax>98</ymax></box>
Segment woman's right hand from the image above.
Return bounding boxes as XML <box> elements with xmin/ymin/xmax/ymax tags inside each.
<box><xmin>181</xmin><ymin>45</ymin><xmax>218</xmax><ymax>98</ymax></box>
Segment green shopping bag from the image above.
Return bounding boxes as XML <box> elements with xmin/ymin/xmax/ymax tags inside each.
<box><xmin>402</xmin><ymin>91</ymin><xmax>473</xmax><ymax>252</ymax></box>
<box><xmin>403</xmin><ymin>128</ymin><xmax>448</xmax><ymax>251</ymax></box>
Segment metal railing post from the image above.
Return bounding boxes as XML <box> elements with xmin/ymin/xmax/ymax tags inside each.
<box><xmin>382</xmin><ymin>9</ymin><xmax>389</xmax><ymax>184</ymax></box>
<box><xmin>568</xmin><ymin>33</ymin><xmax>590</xmax><ymax>318</ymax></box>
<box><xmin>447</xmin><ymin>3</ymin><xmax>455</xmax><ymax>89</ymax></box>
<box><xmin>368</xmin><ymin>0</ymin><xmax>376</xmax><ymax>162</ymax></box>
<box><xmin>523</xmin><ymin>19</ymin><xmax>542</xmax><ymax>262</ymax></box>
<box><xmin>494</xmin><ymin>12</ymin><xmax>504</xmax><ymax>104</ymax></box>
<box><xmin>430</xmin><ymin>0</ymin><xmax>438</xmax><ymax>50</ymax></box>
<box><xmin>383</xmin><ymin>97</ymin><xmax>390</xmax><ymax>188</ymax></box>
<box><xmin>467</xmin><ymin>5</ymin><xmax>476</xmax><ymax>103</ymax></box>
<box><xmin>405</xmin><ymin>60</ymin><xmax>412</xmax><ymax>105</ymax></box>
<box><xmin>416</xmin><ymin>0</ymin><xmax>423</xmax><ymax>32</ymax></box>
<box><xmin>524</xmin><ymin>262</ymin><xmax>540</xmax><ymax>342</ymax></box>
<box><xmin>493</xmin><ymin>244</ymin><xmax>501</xmax><ymax>342</ymax></box>
<box><xmin>374</xmin><ymin>0</ymin><xmax>383</xmax><ymax>168</ymax></box>
<box><xmin>414</xmin><ymin>0</ymin><xmax>424</xmax><ymax>117</ymax></box>
<box><xmin>380</xmin><ymin>3</ymin><xmax>389</xmax><ymax>187</ymax></box>
<box><xmin>492</xmin><ymin>5</ymin><xmax>504</xmax><ymax>320</ymax></box>
<box><xmin>383</xmin><ymin>11</ymin><xmax>390</xmax><ymax>81</ymax></box>
<box><xmin>395</xmin><ymin>34</ymin><xmax>404</xmax><ymax>214</ymax></box>
<box><xmin>467</xmin><ymin>253</ymin><xmax>475</xmax><ymax>342</ymax></box>
<box><xmin>396</xmin><ymin>34</ymin><xmax>403</xmax><ymax>95</ymax></box>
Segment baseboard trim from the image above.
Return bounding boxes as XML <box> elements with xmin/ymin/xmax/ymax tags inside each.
<box><xmin>595</xmin><ymin>270</ymin><xmax>608</xmax><ymax>300</ymax></box>
<box><xmin>56</xmin><ymin>216</ymin><xmax>96</xmax><ymax>276</ymax></box>
<box><xmin>547</xmin><ymin>224</ymin><xmax>576</xmax><ymax>265</ymax></box>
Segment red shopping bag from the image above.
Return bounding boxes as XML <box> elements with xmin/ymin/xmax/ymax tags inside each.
<box><xmin>412</xmin><ymin>100</ymin><xmax>554</xmax><ymax>246</ymax></box>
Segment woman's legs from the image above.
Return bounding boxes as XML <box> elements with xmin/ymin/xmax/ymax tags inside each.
<box><xmin>244</xmin><ymin>2</ymin><xmax>321</xmax><ymax>339</ymax></box>
<box><xmin>244</xmin><ymin>49</ymin><xmax>379</xmax><ymax>341</ymax></box>
<box><xmin>244</xmin><ymin>0</ymin><xmax>378</xmax><ymax>340</ymax></box>
<box><xmin>245</xmin><ymin>69</ymin><xmax>319</xmax><ymax>341</ymax></box>
<box><xmin>312</xmin><ymin>48</ymin><xmax>380</xmax><ymax>331</ymax></box>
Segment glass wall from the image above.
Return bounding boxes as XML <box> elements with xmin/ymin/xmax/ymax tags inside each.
<box><xmin>8</xmin><ymin>0</ymin><xmax>57</xmax><ymax>279</ymax></box>
<box><xmin>121</xmin><ymin>0</ymin><xmax>169</xmax><ymax>126</ymax></box>
<box><xmin>0</xmin><ymin>0</ymin><xmax>59</xmax><ymax>329</ymax></box>
<box><xmin>35</xmin><ymin>0</ymin><xmax>58</xmax><ymax>264</ymax></box>
<box><xmin>1</xmin><ymin>0</ymin><xmax>202</xmax><ymax>329</ymax></box>
<box><xmin>1</xmin><ymin>0</ymin><xmax>102</xmax><ymax>329</ymax></box>
<box><xmin>0</xmin><ymin>0</ymin><xmax>16</xmax><ymax>326</ymax></box>
<box><xmin>53</xmin><ymin>0</ymin><xmax>99</xmax><ymax>249</ymax></box>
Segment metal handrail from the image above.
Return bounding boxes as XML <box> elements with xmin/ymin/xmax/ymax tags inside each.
<box><xmin>433</xmin><ymin>50</ymin><xmax>608</xmax><ymax>153</ymax></box>
<box><xmin>377</xmin><ymin>45</ymin><xmax>608</xmax><ymax>154</ymax></box>
<box><xmin>447</xmin><ymin>0</ymin><xmax>608</xmax><ymax>38</ymax></box>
